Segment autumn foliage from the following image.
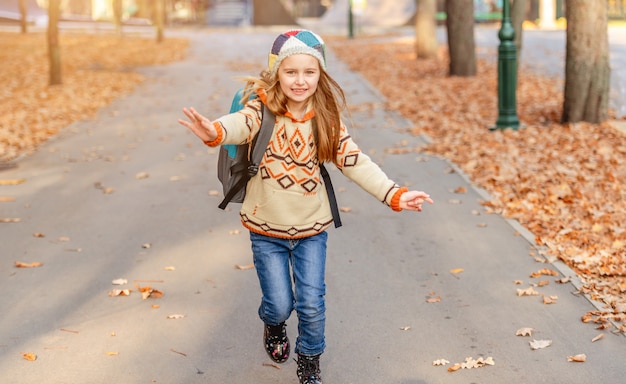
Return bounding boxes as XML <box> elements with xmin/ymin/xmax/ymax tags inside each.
<box><xmin>327</xmin><ymin>36</ymin><xmax>626</xmax><ymax>332</ymax></box>
<box><xmin>0</xmin><ymin>32</ymin><xmax>188</xmax><ymax>160</ymax></box>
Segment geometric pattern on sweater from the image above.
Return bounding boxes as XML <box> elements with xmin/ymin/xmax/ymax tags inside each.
<box><xmin>260</xmin><ymin>119</ymin><xmax>321</xmax><ymax>193</ymax></box>
<box><xmin>337</xmin><ymin>126</ymin><xmax>360</xmax><ymax>168</ymax></box>
<box><xmin>241</xmin><ymin>213</ymin><xmax>333</xmax><ymax>239</ymax></box>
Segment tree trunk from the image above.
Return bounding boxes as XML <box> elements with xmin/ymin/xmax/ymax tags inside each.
<box><xmin>113</xmin><ymin>0</ymin><xmax>123</xmax><ymax>36</ymax></box>
<box><xmin>155</xmin><ymin>0</ymin><xmax>165</xmax><ymax>43</ymax></box>
<box><xmin>445</xmin><ymin>0</ymin><xmax>476</xmax><ymax>76</ymax></box>
<box><xmin>562</xmin><ymin>0</ymin><xmax>610</xmax><ymax>123</ymax></box>
<box><xmin>48</xmin><ymin>0</ymin><xmax>62</xmax><ymax>86</ymax></box>
<box><xmin>415</xmin><ymin>0</ymin><xmax>437</xmax><ymax>59</ymax></box>
<box><xmin>511</xmin><ymin>0</ymin><xmax>526</xmax><ymax>61</ymax></box>
<box><xmin>19</xmin><ymin>0</ymin><xmax>27</xmax><ymax>33</ymax></box>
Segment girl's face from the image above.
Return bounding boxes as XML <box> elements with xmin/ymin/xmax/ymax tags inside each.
<box><xmin>277</xmin><ymin>54</ymin><xmax>320</xmax><ymax>114</ymax></box>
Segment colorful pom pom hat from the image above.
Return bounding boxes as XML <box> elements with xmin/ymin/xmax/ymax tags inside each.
<box><xmin>268</xmin><ymin>29</ymin><xmax>327</xmax><ymax>77</ymax></box>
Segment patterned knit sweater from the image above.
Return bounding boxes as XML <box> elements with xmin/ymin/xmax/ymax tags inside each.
<box><xmin>206</xmin><ymin>89</ymin><xmax>406</xmax><ymax>239</ymax></box>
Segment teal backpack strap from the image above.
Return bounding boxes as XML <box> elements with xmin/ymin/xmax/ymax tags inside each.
<box><xmin>223</xmin><ymin>88</ymin><xmax>248</xmax><ymax>158</ymax></box>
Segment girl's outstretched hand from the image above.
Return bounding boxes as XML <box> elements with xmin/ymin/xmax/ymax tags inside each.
<box><xmin>178</xmin><ymin>107</ymin><xmax>217</xmax><ymax>143</ymax></box>
<box><xmin>399</xmin><ymin>190</ymin><xmax>434</xmax><ymax>212</ymax></box>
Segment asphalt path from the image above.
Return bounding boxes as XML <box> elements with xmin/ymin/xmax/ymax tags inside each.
<box><xmin>1</xmin><ymin>27</ymin><xmax>625</xmax><ymax>384</ymax></box>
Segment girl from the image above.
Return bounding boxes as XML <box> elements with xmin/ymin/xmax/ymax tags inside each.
<box><xmin>178</xmin><ymin>29</ymin><xmax>433</xmax><ymax>384</ymax></box>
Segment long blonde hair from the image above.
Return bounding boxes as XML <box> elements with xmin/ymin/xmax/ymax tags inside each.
<box><xmin>241</xmin><ymin>67</ymin><xmax>346</xmax><ymax>165</ymax></box>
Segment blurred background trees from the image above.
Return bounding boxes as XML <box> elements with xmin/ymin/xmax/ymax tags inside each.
<box><xmin>5</xmin><ymin>0</ymin><xmax>620</xmax><ymax>123</ymax></box>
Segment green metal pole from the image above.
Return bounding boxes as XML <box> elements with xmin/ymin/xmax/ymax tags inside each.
<box><xmin>348</xmin><ymin>0</ymin><xmax>354</xmax><ymax>39</ymax></box>
<box><xmin>492</xmin><ymin>0</ymin><xmax>520</xmax><ymax>130</ymax></box>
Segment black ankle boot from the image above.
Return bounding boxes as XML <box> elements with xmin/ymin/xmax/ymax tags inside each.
<box><xmin>263</xmin><ymin>322</ymin><xmax>290</xmax><ymax>363</ymax></box>
<box><xmin>296</xmin><ymin>353</ymin><xmax>323</xmax><ymax>384</ymax></box>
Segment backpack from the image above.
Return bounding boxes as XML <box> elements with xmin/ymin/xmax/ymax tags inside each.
<box><xmin>217</xmin><ymin>89</ymin><xmax>342</xmax><ymax>228</ymax></box>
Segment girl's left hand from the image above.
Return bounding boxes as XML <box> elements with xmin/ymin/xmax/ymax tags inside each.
<box><xmin>399</xmin><ymin>190</ymin><xmax>434</xmax><ymax>212</ymax></box>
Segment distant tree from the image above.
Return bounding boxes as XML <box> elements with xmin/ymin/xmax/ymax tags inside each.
<box><xmin>562</xmin><ymin>0</ymin><xmax>610</xmax><ymax>123</ymax></box>
<box><xmin>113</xmin><ymin>0</ymin><xmax>123</xmax><ymax>35</ymax></box>
<box><xmin>155</xmin><ymin>0</ymin><xmax>165</xmax><ymax>43</ymax></box>
<box><xmin>48</xmin><ymin>0</ymin><xmax>62</xmax><ymax>85</ymax></box>
<box><xmin>19</xmin><ymin>0</ymin><xmax>27</xmax><ymax>33</ymax></box>
<box><xmin>445</xmin><ymin>0</ymin><xmax>476</xmax><ymax>76</ymax></box>
<box><xmin>415</xmin><ymin>0</ymin><xmax>437</xmax><ymax>59</ymax></box>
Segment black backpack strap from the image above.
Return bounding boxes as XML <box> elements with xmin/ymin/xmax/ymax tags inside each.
<box><xmin>311</xmin><ymin>117</ymin><xmax>341</xmax><ymax>228</ymax></box>
<box><xmin>320</xmin><ymin>164</ymin><xmax>342</xmax><ymax>228</ymax></box>
<box><xmin>249</xmin><ymin>105</ymin><xmax>274</xmax><ymax>175</ymax></box>
<box><xmin>218</xmin><ymin>104</ymin><xmax>274</xmax><ymax>209</ymax></box>
<box><xmin>218</xmin><ymin>174</ymin><xmax>249</xmax><ymax>209</ymax></box>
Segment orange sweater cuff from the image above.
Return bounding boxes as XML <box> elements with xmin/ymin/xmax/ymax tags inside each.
<box><xmin>391</xmin><ymin>187</ymin><xmax>408</xmax><ymax>212</ymax></box>
<box><xmin>203</xmin><ymin>122</ymin><xmax>224</xmax><ymax>147</ymax></box>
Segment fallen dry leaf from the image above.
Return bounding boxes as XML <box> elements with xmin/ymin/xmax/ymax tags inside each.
<box><xmin>164</xmin><ymin>266</ymin><xmax>176</xmax><ymax>271</ymax></box>
<box><xmin>556</xmin><ymin>276</ymin><xmax>572</xmax><ymax>284</ymax></box>
<box><xmin>530</xmin><ymin>268</ymin><xmax>559</xmax><ymax>278</ymax></box>
<box><xmin>567</xmin><ymin>353</ymin><xmax>586</xmax><ymax>362</ymax></box>
<box><xmin>106</xmin><ymin>352</ymin><xmax>119</xmax><ymax>356</ymax></box>
<box><xmin>0</xmin><ymin>196</ymin><xmax>16</xmax><ymax>202</ymax></box>
<box><xmin>208</xmin><ymin>189</ymin><xmax>220</xmax><ymax>196</ymax></box>
<box><xmin>425</xmin><ymin>292</ymin><xmax>441</xmax><ymax>303</ymax></box>
<box><xmin>450</xmin><ymin>268</ymin><xmax>464</xmax><ymax>274</ymax></box>
<box><xmin>0</xmin><ymin>218</ymin><xmax>21</xmax><ymax>223</ymax></box>
<box><xmin>15</xmin><ymin>261</ymin><xmax>43</xmax><ymax>268</ymax></box>
<box><xmin>32</xmin><ymin>233</ymin><xmax>45</xmax><ymax>238</ymax></box>
<box><xmin>432</xmin><ymin>358</ymin><xmax>450</xmax><ymax>366</ymax></box>
<box><xmin>136</xmin><ymin>284</ymin><xmax>163</xmax><ymax>300</ymax></box>
<box><xmin>591</xmin><ymin>333</ymin><xmax>604</xmax><ymax>342</ymax></box>
<box><xmin>542</xmin><ymin>294</ymin><xmax>558</xmax><ymax>304</ymax></box>
<box><xmin>22</xmin><ymin>352</ymin><xmax>37</xmax><ymax>361</ymax></box>
<box><xmin>166</xmin><ymin>314</ymin><xmax>186</xmax><ymax>319</ymax></box>
<box><xmin>517</xmin><ymin>286</ymin><xmax>540</xmax><ymax>296</ymax></box>
<box><xmin>529</xmin><ymin>339</ymin><xmax>552</xmax><ymax>350</ymax></box>
<box><xmin>135</xmin><ymin>172</ymin><xmax>149</xmax><ymax>179</ymax></box>
<box><xmin>263</xmin><ymin>362</ymin><xmax>281</xmax><ymax>370</ymax></box>
<box><xmin>453</xmin><ymin>186</ymin><xmax>467</xmax><ymax>194</ymax></box>
<box><xmin>339</xmin><ymin>206</ymin><xmax>352</xmax><ymax>213</ymax></box>
<box><xmin>108</xmin><ymin>289</ymin><xmax>131</xmax><ymax>297</ymax></box>
<box><xmin>447</xmin><ymin>356</ymin><xmax>495</xmax><ymax>371</ymax></box>
<box><xmin>111</xmin><ymin>278</ymin><xmax>128</xmax><ymax>285</ymax></box>
<box><xmin>235</xmin><ymin>263</ymin><xmax>255</xmax><ymax>270</ymax></box>
<box><xmin>399</xmin><ymin>326</ymin><xmax>411</xmax><ymax>331</ymax></box>
<box><xmin>516</xmin><ymin>327</ymin><xmax>533</xmax><ymax>337</ymax></box>
<box><xmin>0</xmin><ymin>179</ymin><xmax>26</xmax><ymax>185</ymax></box>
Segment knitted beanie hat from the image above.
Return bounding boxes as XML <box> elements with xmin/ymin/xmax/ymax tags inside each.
<box><xmin>268</xmin><ymin>29</ymin><xmax>326</xmax><ymax>77</ymax></box>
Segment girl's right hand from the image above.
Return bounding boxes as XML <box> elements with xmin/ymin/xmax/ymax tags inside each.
<box><xmin>178</xmin><ymin>107</ymin><xmax>217</xmax><ymax>143</ymax></box>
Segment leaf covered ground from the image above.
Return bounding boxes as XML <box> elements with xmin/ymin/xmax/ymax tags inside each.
<box><xmin>0</xmin><ymin>32</ymin><xmax>188</xmax><ymax>161</ymax></box>
<box><xmin>326</xmin><ymin>36</ymin><xmax>626</xmax><ymax>332</ymax></box>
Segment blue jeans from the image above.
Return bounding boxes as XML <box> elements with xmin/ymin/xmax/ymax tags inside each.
<box><xmin>250</xmin><ymin>231</ymin><xmax>328</xmax><ymax>356</ymax></box>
